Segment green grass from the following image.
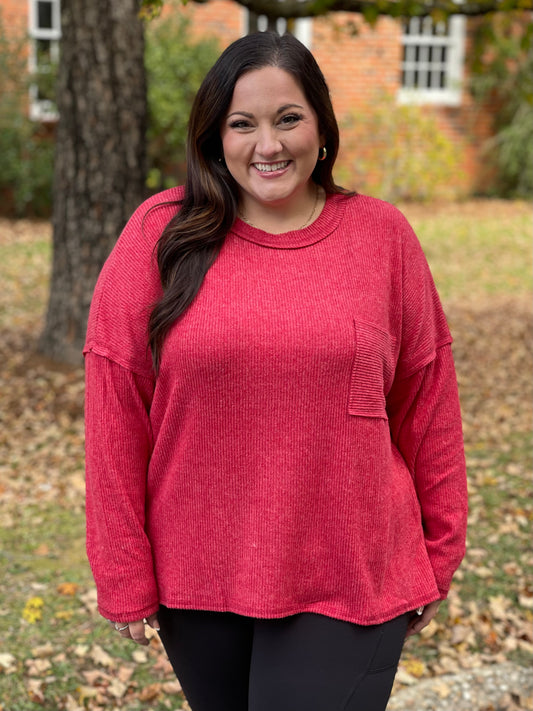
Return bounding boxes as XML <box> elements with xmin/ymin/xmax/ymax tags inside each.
<box><xmin>0</xmin><ymin>235</ymin><xmax>50</xmax><ymax>329</ymax></box>
<box><xmin>402</xmin><ymin>201</ymin><xmax>532</xmax><ymax>302</ymax></box>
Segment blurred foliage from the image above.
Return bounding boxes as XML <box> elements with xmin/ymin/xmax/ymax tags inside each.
<box><xmin>341</xmin><ymin>92</ymin><xmax>463</xmax><ymax>202</ymax></box>
<box><xmin>469</xmin><ymin>12</ymin><xmax>533</xmax><ymax>198</ymax></box>
<box><xmin>144</xmin><ymin>11</ymin><xmax>220</xmax><ymax>191</ymax></box>
<box><xmin>0</xmin><ymin>11</ymin><xmax>55</xmax><ymax>217</ymax></box>
<box><xmin>139</xmin><ymin>0</ymin><xmax>533</xmax><ymax>21</ymax></box>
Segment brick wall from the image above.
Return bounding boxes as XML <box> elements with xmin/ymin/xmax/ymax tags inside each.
<box><xmin>0</xmin><ymin>0</ymin><xmax>27</xmax><ymax>29</ymax></box>
<box><xmin>0</xmin><ymin>0</ymin><xmax>28</xmax><ymax>37</ymax></box>
<box><xmin>163</xmin><ymin>0</ymin><xmax>242</xmax><ymax>43</ymax></box>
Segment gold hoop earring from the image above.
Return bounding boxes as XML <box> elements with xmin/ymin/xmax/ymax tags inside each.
<box><xmin>318</xmin><ymin>146</ymin><xmax>327</xmax><ymax>161</ymax></box>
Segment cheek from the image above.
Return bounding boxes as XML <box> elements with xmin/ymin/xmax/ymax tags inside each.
<box><xmin>222</xmin><ymin>133</ymin><xmax>247</xmax><ymax>163</ymax></box>
<box><xmin>295</xmin><ymin>127</ymin><xmax>321</xmax><ymax>156</ymax></box>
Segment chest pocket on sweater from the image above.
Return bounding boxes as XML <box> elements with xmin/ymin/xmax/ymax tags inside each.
<box><xmin>348</xmin><ymin>321</ymin><xmax>397</xmax><ymax>419</ymax></box>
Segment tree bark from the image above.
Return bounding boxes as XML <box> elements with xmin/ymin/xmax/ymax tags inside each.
<box><xmin>39</xmin><ymin>0</ymin><xmax>146</xmax><ymax>365</ymax></box>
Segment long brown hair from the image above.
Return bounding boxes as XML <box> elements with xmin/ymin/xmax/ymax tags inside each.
<box><xmin>148</xmin><ymin>31</ymin><xmax>350</xmax><ymax>371</ymax></box>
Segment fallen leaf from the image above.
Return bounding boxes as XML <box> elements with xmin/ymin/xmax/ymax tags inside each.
<box><xmin>90</xmin><ymin>644</ymin><xmax>115</xmax><ymax>668</ymax></box>
<box><xmin>132</xmin><ymin>649</ymin><xmax>148</xmax><ymax>664</ymax></box>
<box><xmin>63</xmin><ymin>694</ymin><xmax>84</xmax><ymax>711</ymax></box>
<box><xmin>394</xmin><ymin>667</ymin><xmax>417</xmax><ymax>686</ymax></box>
<box><xmin>162</xmin><ymin>679</ymin><xmax>182</xmax><ymax>694</ymax></box>
<box><xmin>108</xmin><ymin>679</ymin><xmax>128</xmax><ymax>698</ymax></box>
<box><xmin>519</xmin><ymin>594</ymin><xmax>533</xmax><ymax>609</ymax></box>
<box><xmin>73</xmin><ymin>644</ymin><xmax>89</xmax><ymax>657</ymax></box>
<box><xmin>25</xmin><ymin>658</ymin><xmax>52</xmax><ymax>676</ymax></box>
<box><xmin>78</xmin><ymin>685</ymin><xmax>100</xmax><ymax>704</ymax></box>
<box><xmin>81</xmin><ymin>670</ymin><xmax>105</xmax><ymax>685</ymax></box>
<box><xmin>473</xmin><ymin>566</ymin><xmax>493</xmax><ymax>579</ymax></box>
<box><xmin>26</xmin><ymin>678</ymin><xmax>45</xmax><ymax>703</ymax></box>
<box><xmin>139</xmin><ymin>683</ymin><xmax>162</xmax><ymax>701</ymax></box>
<box><xmin>57</xmin><ymin>582</ymin><xmax>80</xmax><ymax>596</ymax></box>
<box><xmin>55</xmin><ymin>610</ymin><xmax>74</xmax><ymax>620</ymax></box>
<box><xmin>402</xmin><ymin>658</ymin><xmax>426</xmax><ymax>678</ymax></box>
<box><xmin>31</xmin><ymin>643</ymin><xmax>54</xmax><ymax>658</ymax></box>
<box><xmin>0</xmin><ymin>653</ymin><xmax>16</xmax><ymax>673</ymax></box>
<box><xmin>117</xmin><ymin>665</ymin><xmax>135</xmax><ymax>683</ymax></box>
<box><xmin>79</xmin><ymin>588</ymin><xmax>98</xmax><ymax>614</ymax></box>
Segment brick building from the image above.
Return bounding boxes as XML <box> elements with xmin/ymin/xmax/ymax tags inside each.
<box><xmin>0</xmin><ymin>0</ymin><xmax>511</xmax><ymax>197</ymax></box>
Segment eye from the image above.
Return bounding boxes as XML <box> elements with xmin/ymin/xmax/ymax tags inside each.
<box><xmin>279</xmin><ymin>113</ymin><xmax>303</xmax><ymax>127</ymax></box>
<box><xmin>228</xmin><ymin>119</ymin><xmax>253</xmax><ymax>130</ymax></box>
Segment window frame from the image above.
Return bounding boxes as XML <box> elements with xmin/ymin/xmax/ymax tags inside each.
<box><xmin>243</xmin><ymin>12</ymin><xmax>313</xmax><ymax>48</ymax></box>
<box><xmin>28</xmin><ymin>0</ymin><xmax>61</xmax><ymax>121</ymax></box>
<box><xmin>397</xmin><ymin>14</ymin><xmax>466</xmax><ymax>107</ymax></box>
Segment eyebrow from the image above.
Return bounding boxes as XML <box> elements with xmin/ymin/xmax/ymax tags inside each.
<box><xmin>227</xmin><ymin>103</ymin><xmax>305</xmax><ymax>119</ymax></box>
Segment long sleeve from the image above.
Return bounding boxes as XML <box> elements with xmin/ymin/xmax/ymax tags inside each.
<box><xmin>84</xmin><ymin>351</ymin><xmax>159</xmax><ymax>621</ymax></box>
<box><xmin>387</xmin><ymin>343</ymin><xmax>468</xmax><ymax>597</ymax></box>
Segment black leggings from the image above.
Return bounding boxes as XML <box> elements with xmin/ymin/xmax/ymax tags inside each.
<box><xmin>158</xmin><ymin>607</ymin><xmax>408</xmax><ymax>711</ymax></box>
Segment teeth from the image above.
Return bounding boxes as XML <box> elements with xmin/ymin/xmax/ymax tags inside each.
<box><xmin>254</xmin><ymin>161</ymin><xmax>289</xmax><ymax>172</ymax></box>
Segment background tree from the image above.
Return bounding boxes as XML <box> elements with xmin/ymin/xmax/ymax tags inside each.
<box><xmin>38</xmin><ymin>0</ymin><xmax>146</xmax><ymax>364</ymax></box>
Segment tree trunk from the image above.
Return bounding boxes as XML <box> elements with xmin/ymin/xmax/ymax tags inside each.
<box><xmin>39</xmin><ymin>0</ymin><xmax>146</xmax><ymax>365</ymax></box>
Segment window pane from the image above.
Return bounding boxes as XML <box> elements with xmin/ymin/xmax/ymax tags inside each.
<box><xmin>36</xmin><ymin>38</ymin><xmax>52</xmax><ymax>65</ymax></box>
<box><xmin>37</xmin><ymin>1</ymin><xmax>53</xmax><ymax>29</ymax></box>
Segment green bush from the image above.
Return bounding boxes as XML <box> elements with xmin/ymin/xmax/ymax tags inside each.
<box><xmin>469</xmin><ymin>14</ymin><xmax>533</xmax><ymax>198</ymax></box>
<box><xmin>341</xmin><ymin>92</ymin><xmax>463</xmax><ymax>202</ymax></box>
<box><xmin>0</xmin><ymin>11</ymin><xmax>55</xmax><ymax>217</ymax></box>
<box><xmin>145</xmin><ymin>11</ymin><xmax>220</xmax><ymax>191</ymax></box>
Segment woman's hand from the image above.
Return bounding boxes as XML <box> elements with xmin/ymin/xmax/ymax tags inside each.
<box><xmin>405</xmin><ymin>600</ymin><xmax>441</xmax><ymax>638</ymax></box>
<box><xmin>109</xmin><ymin>613</ymin><xmax>160</xmax><ymax>646</ymax></box>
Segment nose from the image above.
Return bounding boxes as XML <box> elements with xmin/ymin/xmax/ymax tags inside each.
<box><xmin>255</xmin><ymin>126</ymin><xmax>283</xmax><ymax>158</ymax></box>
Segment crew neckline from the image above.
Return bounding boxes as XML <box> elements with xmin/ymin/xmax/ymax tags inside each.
<box><xmin>230</xmin><ymin>192</ymin><xmax>348</xmax><ymax>249</ymax></box>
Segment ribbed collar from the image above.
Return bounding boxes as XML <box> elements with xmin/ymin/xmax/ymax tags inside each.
<box><xmin>230</xmin><ymin>192</ymin><xmax>348</xmax><ymax>249</ymax></box>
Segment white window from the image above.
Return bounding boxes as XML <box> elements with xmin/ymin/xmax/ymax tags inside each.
<box><xmin>398</xmin><ymin>15</ymin><xmax>465</xmax><ymax>106</ymax></box>
<box><xmin>28</xmin><ymin>0</ymin><xmax>61</xmax><ymax>121</ymax></box>
<box><xmin>245</xmin><ymin>12</ymin><xmax>312</xmax><ymax>48</ymax></box>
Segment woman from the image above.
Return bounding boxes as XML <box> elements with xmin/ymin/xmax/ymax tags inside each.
<box><xmin>84</xmin><ymin>32</ymin><xmax>467</xmax><ymax>711</ymax></box>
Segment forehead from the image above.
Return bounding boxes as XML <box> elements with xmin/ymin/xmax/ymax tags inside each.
<box><xmin>228</xmin><ymin>66</ymin><xmax>309</xmax><ymax>111</ymax></box>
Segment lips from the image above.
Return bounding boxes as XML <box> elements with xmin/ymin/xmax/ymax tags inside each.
<box><xmin>253</xmin><ymin>161</ymin><xmax>290</xmax><ymax>173</ymax></box>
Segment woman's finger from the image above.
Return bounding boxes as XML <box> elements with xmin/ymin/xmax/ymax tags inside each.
<box><xmin>405</xmin><ymin>600</ymin><xmax>441</xmax><ymax>637</ymax></box>
<box><xmin>146</xmin><ymin>613</ymin><xmax>161</xmax><ymax>631</ymax></box>
<box><xmin>109</xmin><ymin>616</ymin><xmax>160</xmax><ymax>645</ymax></box>
<box><xmin>129</xmin><ymin>619</ymin><xmax>150</xmax><ymax>645</ymax></box>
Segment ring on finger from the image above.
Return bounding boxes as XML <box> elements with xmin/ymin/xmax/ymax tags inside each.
<box><xmin>115</xmin><ymin>623</ymin><xmax>129</xmax><ymax>631</ymax></box>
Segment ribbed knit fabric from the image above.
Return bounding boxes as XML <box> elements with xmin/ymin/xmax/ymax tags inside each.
<box><xmin>84</xmin><ymin>187</ymin><xmax>467</xmax><ymax>625</ymax></box>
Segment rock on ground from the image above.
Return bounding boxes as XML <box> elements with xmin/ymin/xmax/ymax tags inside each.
<box><xmin>388</xmin><ymin>663</ymin><xmax>533</xmax><ymax>711</ymax></box>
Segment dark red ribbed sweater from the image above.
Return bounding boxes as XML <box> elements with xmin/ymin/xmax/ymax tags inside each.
<box><xmin>84</xmin><ymin>188</ymin><xmax>467</xmax><ymax>625</ymax></box>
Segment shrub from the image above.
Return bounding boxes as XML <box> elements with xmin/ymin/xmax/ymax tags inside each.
<box><xmin>340</xmin><ymin>91</ymin><xmax>463</xmax><ymax>202</ymax></box>
<box><xmin>145</xmin><ymin>11</ymin><xmax>220</xmax><ymax>191</ymax></box>
<box><xmin>0</xmin><ymin>11</ymin><xmax>55</xmax><ymax>217</ymax></box>
<box><xmin>469</xmin><ymin>13</ymin><xmax>533</xmax><ymax>198</ymax></box>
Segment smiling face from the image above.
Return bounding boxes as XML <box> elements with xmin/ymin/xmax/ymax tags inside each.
<box><xmin>220</xmin><ymin>66</ymin><xmax>323</xmax><ymax>221</ymax></box>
